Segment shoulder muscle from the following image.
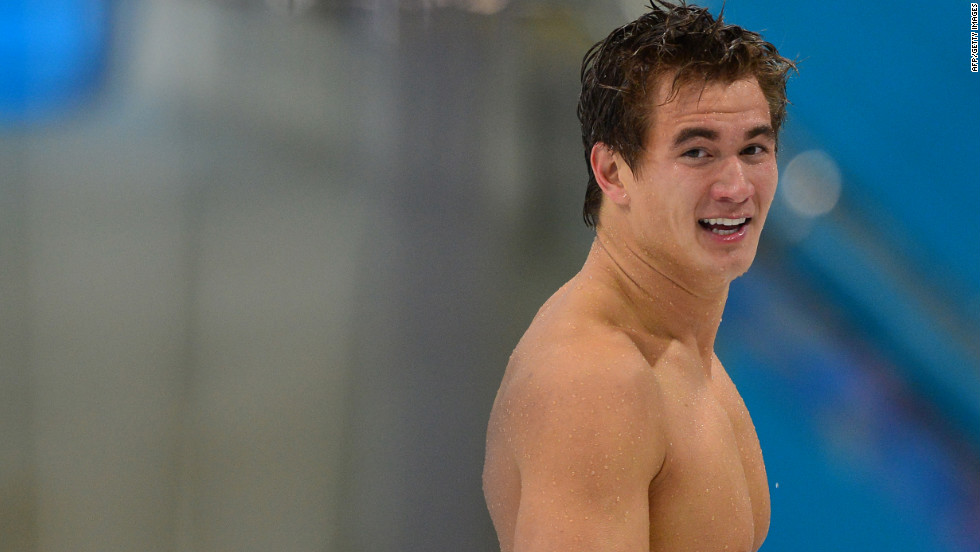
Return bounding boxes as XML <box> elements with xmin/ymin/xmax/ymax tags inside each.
<box><xmin>500</xmin><ymin>337</ymin><xmax>666</xmax><ymax>551</ymax></box>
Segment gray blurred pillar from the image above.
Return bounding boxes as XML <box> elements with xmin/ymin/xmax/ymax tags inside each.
<box><xmin>339</xmin><ymin>9</ymin><xmax>520</xmax><ymax>551</ymax></box>
<box><xmin>23</xmin><ymin>115</ymin><xmax>189</xmax><ymax>552</ymax></box>
<box><xmin>0</xmin><ymin>140</ymin><xmax>39</xmax><ymax>552</ymax></box>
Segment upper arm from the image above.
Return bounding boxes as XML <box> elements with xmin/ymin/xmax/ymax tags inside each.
<box><xmin>509</xmin><ymin>354</ymin><xmax>665</xmax><ymax>552</ymax></box>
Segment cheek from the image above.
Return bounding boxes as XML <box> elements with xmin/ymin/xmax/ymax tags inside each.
<box><xmin>629</xmin><ymin>187</ymin><xmax>684</xmax><ymax>241</ymax></box>
<box><xmin>755</xmin><ymin>164</ymin><xmax>779</xmax><ymax>204</ymax></box>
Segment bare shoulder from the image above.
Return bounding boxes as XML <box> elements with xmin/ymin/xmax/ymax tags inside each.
<box><xmin>491</xmin><ymin>284</ymin><xmax>669</xmax><ymax>455</ymax></box>
<box><xmin>484</xmin><ymin>294</ymin><xmax>669</xmax><ymax>550</ymax></box>
<box><xmin>506</xmin><ymin>319</ymin><xmax>665</xmax><ymax>455</ymax></box>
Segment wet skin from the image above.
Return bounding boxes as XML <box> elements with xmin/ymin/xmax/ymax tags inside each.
<box><xmin>483</xmin><ymin>77</ymin><xmax>776</xmax><ymax>552</ymax></box>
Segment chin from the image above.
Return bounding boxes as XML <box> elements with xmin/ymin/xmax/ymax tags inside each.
<box><xmin>709</xmin><ymin>251</ymin><xmax>758</xmax><ymax>283</ymax></box>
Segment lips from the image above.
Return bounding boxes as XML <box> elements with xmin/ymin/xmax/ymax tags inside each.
<box><xmin>698</xmin><ymin>217</ymin><xmax>750</xmax><ymax>236</ymax></box>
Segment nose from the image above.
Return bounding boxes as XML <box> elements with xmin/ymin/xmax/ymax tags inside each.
<box><xmin>711</xmin><ymin>156</ymin><xmax>754</xmax><ymax>203</ymax></box>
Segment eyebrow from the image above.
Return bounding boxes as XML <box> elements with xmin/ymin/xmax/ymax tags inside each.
<box><xmin>745</xmin><ymin>124</ymin><xmax>776</xmax><ymax>141</ymax></box>
<box><xmin>671</xmin><ymin>124</ymin><xmax>776</xmax><ymax>148</ymax></box>
<box><xmin>672</xmin><ymin>127</ymin><xmax>718</xmax><ymax>147</ymax></box>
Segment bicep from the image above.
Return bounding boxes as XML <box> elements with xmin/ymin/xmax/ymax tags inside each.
<box><xmin>510</xmin><ymin>376</ymin><xmax>662</xmax><ymax>551</ymax></box>
<box><xmin>513</xmin><ymin>468</ymin><xmax>651</xmax><ymax>552</ymax></box>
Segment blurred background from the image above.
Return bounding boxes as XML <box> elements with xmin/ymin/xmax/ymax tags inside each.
<box><xmin>0</xmin><ymin>0</ymin><xmax>977</xmax><ymax>550</ymax></box>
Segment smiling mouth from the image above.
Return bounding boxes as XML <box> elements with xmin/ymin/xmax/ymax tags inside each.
<box><xmin>698</xmin><ymin>217</ymin><xmax>750</xmax><ymax>236</ymax></box>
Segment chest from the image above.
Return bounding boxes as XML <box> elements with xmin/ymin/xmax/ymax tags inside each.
<box><xmin>647</xmin><ymin>375</ymin><xmax>770</xmax><ymax>551</ymax></box>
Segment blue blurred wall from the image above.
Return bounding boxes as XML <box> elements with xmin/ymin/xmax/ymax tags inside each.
<box><xmin>706</xmin><ymin>2</ymin><xmax>980</xmax><ymax>550</ymax></box>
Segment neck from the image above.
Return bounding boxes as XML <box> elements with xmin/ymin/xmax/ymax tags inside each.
<box><xmin>582</xmin><ymin>232</ymin><xmax>730</xmax><ymax>360</ymax></box>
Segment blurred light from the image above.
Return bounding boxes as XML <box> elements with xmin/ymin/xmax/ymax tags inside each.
<box><xmin>780</xmin><ymin>149</ymin><xmax>842</xmax><ymax>218</ymax></box>
<box><xmin>0</xmin><ymin>0</ymin><xmax>111</xmax><ymax>127</ymax></box>
<box><xmin>264</xmin><ymin>0</ymin><xmax>317</xmax><ymax>15</ymax></box>
<box><xmin>458</xmin><ymin>0</ymin><xmax>508</xmax><ymax>14</ymax></box>
<box><xmin>397</xmin><ymin>0</ymin><xmax>510</xmax><ymax>14</ymax></box>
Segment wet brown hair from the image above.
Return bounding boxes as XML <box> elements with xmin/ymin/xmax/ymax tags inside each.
<box><xmin>578</xmin><ymin>1</ymin><xmax>796</xmax><ymax>228</ymax></box>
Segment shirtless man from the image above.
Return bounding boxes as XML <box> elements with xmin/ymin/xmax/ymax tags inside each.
<box><xmin>483</xmin><ymin>3</ymin><xmax>796</xmax><ymax>551</ymax></box>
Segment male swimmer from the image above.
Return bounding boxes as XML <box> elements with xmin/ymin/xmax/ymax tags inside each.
<box><xmin>483</xmin><ymin>2</ymin><xmax>796</xmax><ymax>551</ymax></box>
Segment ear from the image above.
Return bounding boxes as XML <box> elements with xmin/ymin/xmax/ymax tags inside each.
<box><xmin>589</xmin><ymin>142</ymin><xmax>631</xmax><ymax>205</ymax></box>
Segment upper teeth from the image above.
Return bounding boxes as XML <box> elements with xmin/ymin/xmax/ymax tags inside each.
<box><xmin>701</xmin><ymin>217</ymin><xmax>747</xmax><ymax>226</ymax></box>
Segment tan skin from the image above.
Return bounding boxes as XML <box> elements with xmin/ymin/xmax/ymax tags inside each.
<box><xmin>483</xmin><ymin>76</ymin><xmax>777</xmax><ymax>552</ymax></box>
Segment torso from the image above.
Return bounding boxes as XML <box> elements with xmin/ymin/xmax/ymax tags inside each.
<box><xmin>484</xmin><ymin>279</ymin><xmax>770</xmax><ymax>552</ymax></box>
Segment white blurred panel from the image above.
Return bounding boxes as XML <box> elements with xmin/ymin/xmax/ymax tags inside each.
<box><xmin>21</xmin><ymin>1</ymin><xmax>365</xmax><ymax>550</ymax></box>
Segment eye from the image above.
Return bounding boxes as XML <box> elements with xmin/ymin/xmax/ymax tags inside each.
<box><xmin>682</xmin><ymin>148</ymin><xmax>709</xmax><ymax>159</ymax></box>
<box><xmin>741</xmin><ymin>144</ymin><xmax>769</xmax><ymax>156</ymax></box>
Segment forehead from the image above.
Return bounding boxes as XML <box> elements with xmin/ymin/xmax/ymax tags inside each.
<box><xmin>647</xmin><ymin>76</ymin><xmax>772</xmax><ymax>141</ymax></box>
